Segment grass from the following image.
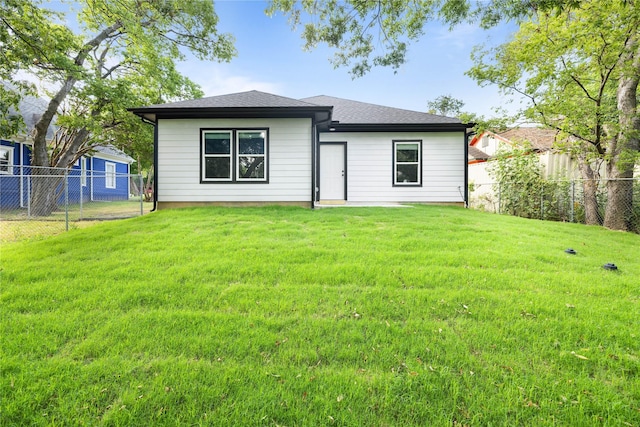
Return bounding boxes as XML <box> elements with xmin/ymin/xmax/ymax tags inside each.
<box><xmin>1</xmin><ymin>205</ymin><xmax>638</xmax><ymax>426</ymax></box>
<box><xmin>0</xmin><ymin>219</ymin><xmax>103</xmax><ymax>243</ymax></box>
<box><xmin>0</xmin><ymin>200</ymin><xmax>152</xmax><ymax>243</ymax></box>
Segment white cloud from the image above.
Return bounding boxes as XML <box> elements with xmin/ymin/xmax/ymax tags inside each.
<box><xmin>183</xmin><ymin>65</ymin><xmax>283</xmax><ymax>97</ymax></box>
<box><xmin>432</xmin><ymin>23</ymin><xmax>481</xmax><ymax>50</ymax></box>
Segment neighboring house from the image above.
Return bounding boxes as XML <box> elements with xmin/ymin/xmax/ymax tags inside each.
<box><xmin>467</xmin><ymin>127</ymin><xmax>579</xmax><ymax>211</ymax></box>
<box><xmin>468</xmin><ymin>128</ymin><xmax>578</xmax><ymax>181</ymax></box>
<box><xmin>129</xmin><ymin>90</ymin><xmax>470</xmax><ymax>208</ymax></box>
<box><xmin>0</xmin><ymin>96</ymin><xmax>134</xmax><ymax>210</ymax></box>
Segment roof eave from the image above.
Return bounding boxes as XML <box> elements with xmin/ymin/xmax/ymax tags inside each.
<box><xmin>128</xmin><ymin>106</ymin><xmax>333</xmax><ymax>124</ymax></box>
<box><xmin>327</xmin><ymin>122</ymin><xmax>469</xmax><ymax>132</ymax></box>
<box><xmin>91</xmin><ymin>151</ymin><xmax>135</xmax><ymax>164</ymax></box>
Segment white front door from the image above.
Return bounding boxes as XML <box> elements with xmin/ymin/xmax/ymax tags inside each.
<box><xmin>319</xmin><ymin>143</ymin><xmax>346</xmax><ymax>202</ymax></box>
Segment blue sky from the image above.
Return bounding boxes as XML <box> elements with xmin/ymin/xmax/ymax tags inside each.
<box><xmin>175</xmin><ymin>1</ymin><xmax>521</xmax><ymax>118</ymax></box>
<box><xmin>44</xmin><ymin>0</ymin><xmax>520</xmax><ymax>118</ymax></box>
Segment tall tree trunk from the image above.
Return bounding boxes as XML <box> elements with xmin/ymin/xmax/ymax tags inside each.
<box><xmin>579</xmin><ymin>161</ymin><xmax>603</xmax><ymax>225</ymax></box>
<box><xmin>604</xmin><ymin>34</ymin><xmax>640</xmax><ymax>231</ymax></box>
<box><xmin>30</xmin><ymin>170</ymin><xmax>64</xmax><ymax>217</ymax></box>
<box><xmin>28</xmin><ymin>22</ymin><xmax>122</xmax><ymax>216</ymax></box>
<box><xmin>604</xmin><ymin>175</ymin><xmax>634</xmax><ymax>230</ymax></box>
<box><xmin>30</xmin><ymin>128</ymin><xmax>91</xmax><ymax>216</ymax></box>
<box><xmin>143</xmin><ymin>168</ymin><xmax>154</xmax><ymax>202</ymax></box>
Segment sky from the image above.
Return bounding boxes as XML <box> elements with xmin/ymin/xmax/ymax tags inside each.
<box><xmin>38</xmin><ymin>0</ymin><xmax>521</xmax><ymax>118</ymax></box>
<box><xmin>173</xmin><ymin>1</ymin><xmax>521</xmax><ymax>118</ymax></box>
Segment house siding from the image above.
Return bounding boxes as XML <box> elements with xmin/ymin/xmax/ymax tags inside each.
<box><xmin>90</xmin><ymin>157</ymin><xmax>130</xmax><ymax>200</ymax></box>
<box><xmin>319</xmin><ymin>131</ymin><xmax>465</xmax><ymax>203</ymax></box>
<box><xmin>157</xmin><ymin>118</ymin><xmax>313</xmax><ymax>203</ymax></box>
<box><xmin>0</xmin><ymin>140</ymin><xmax>30</xmax><ymax>209</ymax></box>
<box><xmin>0</xmin><ymin>139</ymin><xmax>131</xmax><ymax>210</ymax></box>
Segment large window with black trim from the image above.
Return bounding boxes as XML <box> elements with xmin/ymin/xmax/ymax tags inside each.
<box><xmin>201</xmin><ymin>129</ymin><xmax>268</xmax><ymax>183</ymax></box>
<box><xmin>393</xmin><ymin>140</ymin><xmax>422</xmax><ymax>186</ymax></box>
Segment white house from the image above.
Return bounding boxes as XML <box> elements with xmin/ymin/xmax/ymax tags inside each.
<box><xmin>130</xmin><ymin>90</ymin><xmax>471</xmax><ymax>209</ymax></box>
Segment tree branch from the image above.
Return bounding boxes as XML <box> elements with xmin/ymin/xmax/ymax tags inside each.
<box><xmin>34</xmin><ymin>20</ymin><xmax>124</xmax><ymax>161</ymax></box>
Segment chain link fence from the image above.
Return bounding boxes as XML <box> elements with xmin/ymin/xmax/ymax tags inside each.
<box><xmin>1</xmin><ymin>166</ymin><xmax>150</xmax><ymax>241</ymax></box>
<box><xmin>469</xmin><ymin>178</ymin><xmax>640</xmax><ymax>232</ymax></box>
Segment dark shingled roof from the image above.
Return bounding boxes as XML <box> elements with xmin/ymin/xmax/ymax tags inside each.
<box><xmin>130</xmin><ymin>90</ymin><xmax>467</xmax><ymax>129</ymax></box>
<box><xmin>300</xmin><ymin>95</ymin><xmax>461</xmax><ymax>125</ymax></box>
<box><xmin>141</xmin><ymin>90</ymin><xmax>323</xmax><ymax>109</ymax></box>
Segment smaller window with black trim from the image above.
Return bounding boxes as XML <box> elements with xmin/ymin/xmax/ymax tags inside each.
<box><xmin>393</xmin><ymin>140</ymin><xmax>422</xmax><ymax>186</ymax></box>
<box><xmin>201</xmin><ymin>129</ymin><xmax>268</xmax><ymax>183</ymax></box>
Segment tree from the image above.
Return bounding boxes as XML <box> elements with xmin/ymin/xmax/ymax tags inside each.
<box><xmin>0</xmin><ymin>84</ymin><xmax>27</xmax><ymax>138</ymax></box>
<box><xmin>1</xmin><ymin>0</ymin><xmax>235</xmax><ymax>215</ymax></box>
<box><xmin>269</xmin><ymin>0</ymin><xmax>638</xmax><ymax>231</ymax></box>
<box><xmin>267</xmin><ymin>0</ymin><xmax>575</xmax><ymax>77</ymax></box>
<box><xmin>425</xmin><ymin>94</ymin><xmax>510</xmax><ymax>132</ymax></box>
<box><xmin>467</xmin><ymin>1</ymin><xmax>639</xmax><ymax>230</ymax></box>
<box><xmin>427</xmin><ymin>95</ymin><xmax>464</xmax><ymax>116</ymax></box>
<box><xmin>488</xmin><ymin>148</ymin><xmax>545</xmax><ymax>219</ymax></box>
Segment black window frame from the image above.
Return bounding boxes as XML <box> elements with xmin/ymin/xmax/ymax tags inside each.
<box><xmin>200</xmin><ymin>128</ymin><xmax>269</xmax><ymax>184</ymax></box>
<box><xmin>392</xmin><ymin>139</ymin><xmax>422</xmax><ymax>187</ymax></box>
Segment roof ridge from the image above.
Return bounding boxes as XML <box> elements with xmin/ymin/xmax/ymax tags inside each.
<box><xmin>139</xmin><ymin>90</ymin><xmax>326</xmax><ymax>109</ymax></box>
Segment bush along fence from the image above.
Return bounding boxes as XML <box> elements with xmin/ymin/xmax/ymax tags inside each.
<box><xmin>469</xmin><ymin>178</ymin><xmax>640</xmax><ymax>232</ymax></box>
<box><xmin>0</xmin><ymin>165</ymin><xmax>147</xmax><ymax>231</ymax></box>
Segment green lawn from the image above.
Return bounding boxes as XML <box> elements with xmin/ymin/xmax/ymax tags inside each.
<box><xmin>1</xmin><ymin>206</ymin><xmax>638</xmax><ymax>426</ymax></box>
<box><xmin>0</xmin><ymin>200</ymin><xmax>152</xmax><ymax>243</ymax></box>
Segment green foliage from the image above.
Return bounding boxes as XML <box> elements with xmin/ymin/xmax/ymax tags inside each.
<box><xmin>489</xmin><ymin>148</ymin><xmax>546</xmax><ymax>218</ymax></box>
<box><xmin>467</xmin><ymin>0</ymin><xmax>640</xmax><ymax>230</ymax></box>
<box><xmin>459</xmin><ymin>110</ymin><xmax>511</xmax><ymax>133</ymax></box>
<box><xmin>467</xmin><ymin>2</ymin><xmax>626</xmax><ymax>158</ymax></box>
<box><xmin>267</xmin><ymin>0</ymin><xmax>573</xmax><ymax>77</ymax></box>
<box><xmin>427</xmin><ymin>94</ymin><xmax>464</xmax><ymax>116</ymax></box>
<box><xmin>1</xmin><ymin>0</ymin><xmax>235</xmax><ymax>169</ymax></box>
<box><xmin>2</xmin><ymin>206</ymin><xmax>639</xmax><ymax>425</ymax></box>
<box><xmin>424</xmin><ymin>94</ymin><xmax>510</xmax><ymax>131</ymax></box>
<box><xmin>0</xmin><ymin>84</ymin><xmax>24</xmax><ymax>137</ymax></box>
